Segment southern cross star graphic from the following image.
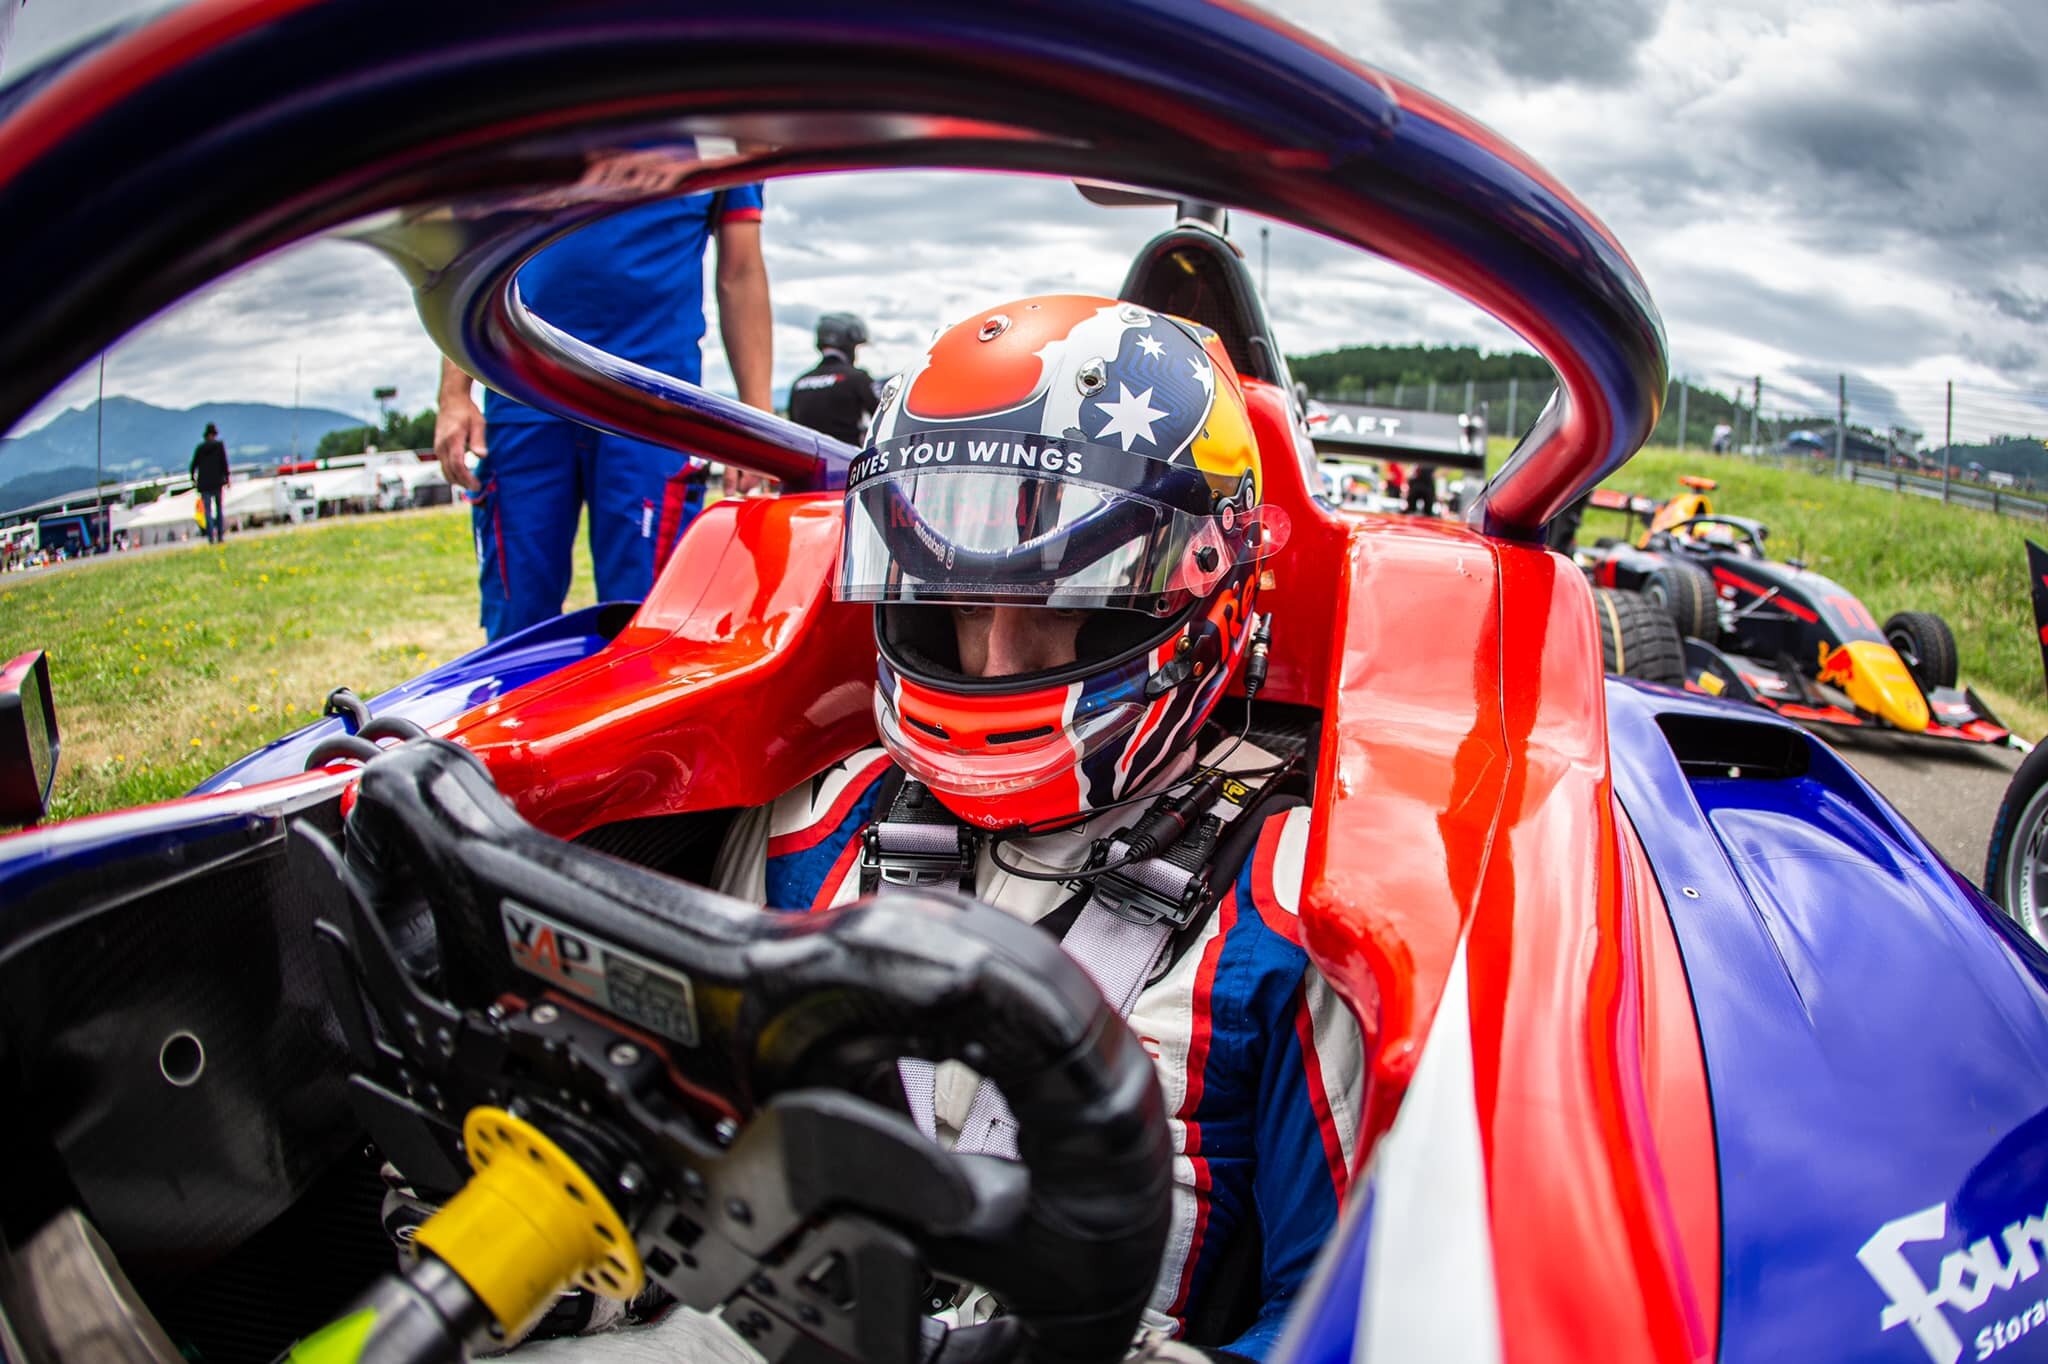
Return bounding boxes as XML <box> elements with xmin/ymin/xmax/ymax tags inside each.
<box><xmin>1093</xmin><ymin>382</ymin><xmax>1169</xmax><ymax>450</ymax></box>
<box><xmin>1135</xmin><ymin>333</ymin><xmax>1166</xmax><ymax>359</ymax></box>
<box><xmin>1188</xmin><ymin>355</ymin><xmax>1212</xmax><ymax>392</ymax></box>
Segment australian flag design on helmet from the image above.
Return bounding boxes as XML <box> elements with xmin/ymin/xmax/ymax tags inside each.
<box><xmin>875</xmin><ymin>297</ymin><xmax>1214</xmax><ymax>466</ymax></box>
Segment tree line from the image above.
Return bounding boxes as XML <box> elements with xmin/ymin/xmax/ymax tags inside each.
<box><xmin>315</xmin><ymin>407</ymin><xmax>437</xmax><ymax>460</ymax></box>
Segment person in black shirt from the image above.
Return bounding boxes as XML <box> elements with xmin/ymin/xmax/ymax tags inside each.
<box><xmin>190</xmin><ymin>422</ymin><xmax>231</xmax><ymax>544</ymax></box>
<box><xmin>787</xmin><ymin>312</ymin><xmax>879</xmax><ymax>445</ymax></box>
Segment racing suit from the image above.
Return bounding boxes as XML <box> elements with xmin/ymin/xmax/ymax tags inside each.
<box><xmin>785</xmin><ymin>348</ymin><xmax>879</xmax><ymax>445</ymax></box>
<box><xmin>707</xmin><ymin>738</ymin><xmax>1365</xmax><ymax>1361</ymax></box>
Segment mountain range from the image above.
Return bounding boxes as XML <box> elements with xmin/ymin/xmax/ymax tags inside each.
<box><xmin>1</xmin><ymin>397</ymin><xmax>365</xmax><ymax>513</ymax></box>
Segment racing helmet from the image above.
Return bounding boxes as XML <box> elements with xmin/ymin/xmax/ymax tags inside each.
<box><xmin>837</xmin><ymin>294</ymin><xmax>1282</xmax><ymax>829</ymax></box>
<box><xmin>816</xmin><ymin>312</ymin><xmax>869</xmax><ymax>354</ymax></box>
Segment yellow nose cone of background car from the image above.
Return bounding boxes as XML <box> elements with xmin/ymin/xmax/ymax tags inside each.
<box><xmin>1819</xmin><ymin>641</ymin><xmax>1929</xmax><ymax>733</ymax></box>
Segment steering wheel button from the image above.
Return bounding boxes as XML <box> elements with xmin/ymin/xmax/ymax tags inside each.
<box><xmin>801</xmin><ymin>1252</ymin><xmax>855</xmax><ymax>1309</ymax></box>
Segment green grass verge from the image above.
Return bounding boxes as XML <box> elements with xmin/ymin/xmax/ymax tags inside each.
<box><xmin>2</xmin><ymin>506</ymin><xmax>593</xmax><ymax>821</ymax></box>
<box><xmin>6</xmin><ymin>453</ymin><xmax>2041</xmax><ymax>824</ymax></box>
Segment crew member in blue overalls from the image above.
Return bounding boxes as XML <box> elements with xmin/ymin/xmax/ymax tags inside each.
<box><xmin>432</xmin><ymin>168</ymin><xmax>773</xmax><ymax>640</ymax></box>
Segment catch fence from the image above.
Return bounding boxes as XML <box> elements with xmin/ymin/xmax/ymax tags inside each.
<box><xmin>1309</xmin><ymin>369</ymin><xmax>2048</xmax><ymax>525</ymax></box>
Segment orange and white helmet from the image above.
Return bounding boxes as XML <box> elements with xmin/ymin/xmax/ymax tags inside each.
<box><xmin>836</xmin><ymin>295</ymin><xmax>1282</xmax><ymax>829</ymax></box>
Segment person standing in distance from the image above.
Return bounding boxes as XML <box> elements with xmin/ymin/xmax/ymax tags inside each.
<box><xmin>786</xmin><ymin>311</ymin><xmax>879</xmax><ymax>446</ymax></box>
<box><xmin>190</xmin><ymin>422</ymin><xmax>230</xmax><ymax>546</ymax></box>
<box><xmin>433</xmin><ymin>177</ymin><xmax>773</xmax><ymax>641</ymax></box>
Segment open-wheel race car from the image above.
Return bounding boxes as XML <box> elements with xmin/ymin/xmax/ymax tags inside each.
<box><xmin>4</xmin><ymin>5</ymin><xmax>2048</xmax><ymax>1364</ymax></box>
<box><xmin>1580</xmin><ymin>476</ymin><xmax>2014</xmax><ymax>746</ymax></box>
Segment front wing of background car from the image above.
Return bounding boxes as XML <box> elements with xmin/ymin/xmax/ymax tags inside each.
<box><xmin>1680</xmin><ymin>637</ymin><xmax>2012</xmax><ymax>746</ymax></box>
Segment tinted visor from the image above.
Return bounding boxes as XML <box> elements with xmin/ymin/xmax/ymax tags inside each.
<box><xmin>840</xmin><ymin>429</ymin><xmax>1274</xmax><ymax>617</ymax></box>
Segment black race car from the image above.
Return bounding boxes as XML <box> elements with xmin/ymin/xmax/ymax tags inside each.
<box><xmin>1577</xmin><ymin>478</ymin><xmax>2011</xmax><ymax>744</ymax></box>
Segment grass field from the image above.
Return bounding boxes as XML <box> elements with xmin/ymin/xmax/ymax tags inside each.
<box><xmin>1</xmin><ymin>506</ymin><xmax>593</xmax><ymax>821</ymax></box>
<box><xmin>2</xmin><ymin>449</ymin><xmax>2042</xmax><ymax>824</ymax></box>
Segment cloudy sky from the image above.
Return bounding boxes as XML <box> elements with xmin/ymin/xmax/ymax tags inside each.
<box><xmin>5</xmin><ymin>0</ymin><xmax>2045</xmax><ymax>447</ymax></box>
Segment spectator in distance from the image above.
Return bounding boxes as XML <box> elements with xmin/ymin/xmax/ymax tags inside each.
<box><xmin>190</xmin><ymin>422</ymin><xmax>230</xmax><ymax>546</ymax></box>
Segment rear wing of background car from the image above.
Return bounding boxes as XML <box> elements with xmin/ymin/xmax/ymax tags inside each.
<box><xmin>1587</xmin><ymin>485</ymin><xmax>1661</xmax><ymax>532</ymax></box>
<box><xmin>1307</xmin><ymin>401</ymin><xmax>1487</xmax><ymax>470</ymax></box>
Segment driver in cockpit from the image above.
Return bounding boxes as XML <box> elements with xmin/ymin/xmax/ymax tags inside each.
<box><xmin>522</xmin><ymin>296</ymin><xmax>1365</xmax><ymax>1361</ymax></box>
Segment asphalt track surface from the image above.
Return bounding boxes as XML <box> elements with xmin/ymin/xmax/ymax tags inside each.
<box><xmin>1809</xmin><ymin>725</ymin><xmax>2025</xmax><ymax>888</ymax></box>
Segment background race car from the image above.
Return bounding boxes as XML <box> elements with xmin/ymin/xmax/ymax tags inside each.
<box><xmin>1578</xmin><ymin>476</ymin><xmax>2013</xmax><ymax>744</ymax></box>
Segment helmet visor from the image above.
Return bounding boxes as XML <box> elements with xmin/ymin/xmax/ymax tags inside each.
<box><xmin>838</xmin><ymin>429</ymin><xmax>1280</xmax><ymax>617</ymax></box>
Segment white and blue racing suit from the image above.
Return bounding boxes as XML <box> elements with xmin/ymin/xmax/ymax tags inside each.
<box><xmin>706</xmin><ymin>739</ymin><xmax>1366</xmax><ymax>1360</ymax></box>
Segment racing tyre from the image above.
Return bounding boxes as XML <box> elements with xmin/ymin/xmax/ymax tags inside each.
<box><xmin>1644</xmin><ymin>562</ymin><xmax>1717</xmax><ymax>640</ymax></box>
<box><xmin>1884</xmin><ymin>610</ymin><xmax>1958</xmax><ymax>689</ymax></box>
<box><xmin>1985</xmin><ymin>739</ymin><xmax>2048</xmax><ymax>948</ymax></box>
<box><xmin>1594</xmin><ymin>587</ymin><xmax>1686</xmax><ymax>686</ymax></box>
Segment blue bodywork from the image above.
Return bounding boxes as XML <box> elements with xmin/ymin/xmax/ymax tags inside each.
<box><xmin>1607</xmin><ymin>680</ymin><xmax>2048</xmax><ymax>1364</ymax></box>
<box><xmin>1275</xmin><ymin>681</ymin><xmax>2048</xmax><ymax>1364</ymax></box>
<box><xmin>186</xmin><ymin>602</ymin><xmax>619</xmax><ymax>795</ymax></box>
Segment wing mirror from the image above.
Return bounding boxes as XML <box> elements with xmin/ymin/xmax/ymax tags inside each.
<box><xmin>0</xmin><ymin>651</ymin><xmax>60</xmax><ymax>827</ymax></box>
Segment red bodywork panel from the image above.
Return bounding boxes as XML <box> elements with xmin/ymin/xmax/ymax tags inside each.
<box><xmin>443</xmin><ymin>495</ymin><xmax>876</xmax><ymax>838</ymax></box>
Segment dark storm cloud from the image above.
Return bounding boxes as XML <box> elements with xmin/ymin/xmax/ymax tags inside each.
<box><xmin>1961</xmin><ymin>335</ymin><xmax>2043</xmax><ymax>378</ymax></box>
<box><xmin>1860</xmin><ymin>0</ymin><xmax>2045</xmax><ymax>99</ymax></box>
<box><xmin>1660</xmin><ymin>266</ymin><xmax>1946</xmax><ymax>372</ymax></box>
<box><xmin>1986</xmin><ymin>288</ymin><xmax>2048</xmax><ymax>326</ymax></box>
<box><xmin>1379</xmin><ymin>0</ymin><xmax>1669</xmax><ymax>87</ymax></box>
<box><xmin>1739</xmin><ymin>95</ymin><xmax>1937</xmax><ymax>194</ymax></box>
<box><xmin>1718</xmin><ymin>2</ymin><xmax>2048</xmax><ymax>265</ymax></box>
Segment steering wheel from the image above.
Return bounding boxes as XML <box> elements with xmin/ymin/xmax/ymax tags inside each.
<box><xmin>305</xmin><ymin>740</ymin><xmax>1172</xmax><ymax>1364</ymax></box>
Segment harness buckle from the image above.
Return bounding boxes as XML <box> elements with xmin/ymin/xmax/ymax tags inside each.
<box><xmin>1087</xmin><ymin>846</ymin><xmax>1210</xmax><ymax>930</ymax></box>
<box><xmin>860</xmin><ymin>820</ymin><xmax>979</xmax><ymax>892</ymax></box>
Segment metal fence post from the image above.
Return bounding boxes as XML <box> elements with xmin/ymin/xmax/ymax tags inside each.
<box><xmin>1426</xmin><ymin>378</ymin><xmax>1437</xmax><ymax>412</ymax></box>
<box><xmin>1507</xmin><ymin>376</ymin><xmax>1518</xmax><ymax>437</ymax></box>
<box><xmin>1463</xmin><ymin>378</ymin><xmax>1475</xmax><ymax>417</ymax></box>
<box><xmin>1676</xmin><ymin>378</ymin><xmax>1687</xmax><ymax>453</ymax></box>
<box><xmin>1393</xmin><ymin>381</ymin><xmax>1404</xmax><ymax>407</ymax></box>
<box><xmin>1943</xmin><ymin>380</ymin><xmax>1952</xmax><ymax>505</ymax></box>
<box><xmin>1751</xmin><ymin>375</ymin><xmax>1761</xmax><ymax>453</ymax></box>
<box><xmin>1835</xmin><ymin>374</ymin><xmax>1847</xmax><ymax>478</ymax></box>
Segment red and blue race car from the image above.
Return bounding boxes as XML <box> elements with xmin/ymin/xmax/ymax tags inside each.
<box><xmin>1</xmin><ymin>6</ymin><xmax>2046</xmax><ymax>1364</ymax></box>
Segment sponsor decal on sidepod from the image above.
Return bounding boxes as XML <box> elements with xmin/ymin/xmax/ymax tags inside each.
<box><xmin>1860</xmin><ymin>1200</ymin><xmax>2048</xmax><ymax>1363</ymax></box>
